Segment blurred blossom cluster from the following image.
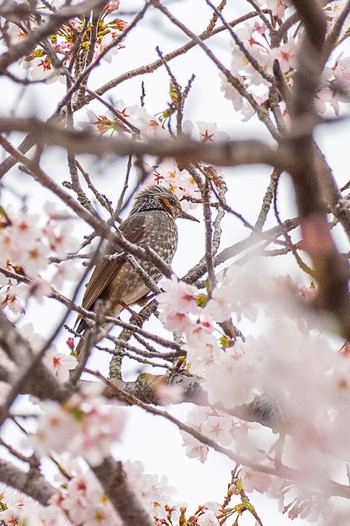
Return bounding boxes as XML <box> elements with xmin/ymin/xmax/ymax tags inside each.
<box><xmin>157</xmin><ymin>268</ymin><xmax>350</xmax><ymax>522</ymax></box>
<box><xmin>221</xmin><ymin>0</ymin><xmax>350</xmax><ymax>120</ymax></box>
<box><xmin>0</xmin><ymin>203</ymin><xmax>80</xmax><ymax>314</ymax></box>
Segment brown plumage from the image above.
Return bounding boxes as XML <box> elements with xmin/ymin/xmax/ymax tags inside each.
<box><xmin>75</xmin><ymin>184</ymin><xmax>198</xmax><ymax>354</ymax></box>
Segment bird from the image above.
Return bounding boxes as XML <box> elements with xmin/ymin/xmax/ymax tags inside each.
<box><xmin>75</xmin><ymin>184</ymin><xmax>199</xmax><ymax>355</ymax></box>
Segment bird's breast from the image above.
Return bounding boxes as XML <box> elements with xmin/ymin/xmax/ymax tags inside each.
<box><xmin>138</xmin><ymin>210</ymin><xmax>178</xmax><ymax>262</ymax></box>
<box><xmin>102</xmin><ymin>211</ymin><xmax>178</xmax><ymax>311</ymax></box>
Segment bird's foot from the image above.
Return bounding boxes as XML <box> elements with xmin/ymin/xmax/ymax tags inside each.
<box><xmin>120</xmin><ymin>302</ymin><xmax>145</xmax><ymax>326</ymax></box>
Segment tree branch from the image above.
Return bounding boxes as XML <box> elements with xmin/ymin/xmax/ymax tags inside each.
<box><xmin>0</xmin><ymin>459</ymin><xmax>55</xmax><ymax>505</ymax></box>
<box><xmin>92</xmin><ymin>458</ymin><xmax>153</xmax><ymax>526</ymax></box>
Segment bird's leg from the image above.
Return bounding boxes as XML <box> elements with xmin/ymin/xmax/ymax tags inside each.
<box><xmin>120</xmin><ymin>301</ymin><xmax>145</xmax><ymax>326</ymax></box>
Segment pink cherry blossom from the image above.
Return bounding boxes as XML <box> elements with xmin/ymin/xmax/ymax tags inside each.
<box><xmin>45</xmin><ymin>222</ymin><xmax>79</xmax><ymax>257</ymax></box>
<box><xmin>220</xmin><ymin>72</ymin><xmax>244</xmax><ymax>110</ymax></box>
<box><xmin>30</xmin><ymin>385</ymin><xmax>125</xmax><ymax>465</ymax></box>
<box><xmin>151</xmin><ymin>160</ymin><xmax>199</xmax><ymax>210</ymax></box>
<box><xmin>201</xmin><ymin>415</ymin><xmax>233</xmax><ymax>446</ymax></box>
<box><xmin>155</xmin><ymin>383</ymin><xmax>184</xmax><ymax>404</ymax></box>
<box><xmin>204</xmin><ymin>286</ymin><xmax>234</xmax><ymax>322</ymax></box>
<box><xmin>132</xmin><ymin>110</ymin><xmax>169</xmax><ymax>141</ymax></box>
<box><xmin>157</xmin><ymin>276</ymin><xmax>200</xmax><ymax>331</ymax></box>
<box><xmin>0</xmin><ymin>284</ymin><xmax>25</xmax><ymax>314</ymax></box>
<box><xmin>197</xmin><ymin>122</ymin><xmax>230</xmax><ymax>143</ymax></box>
<box><xmin>239</xmin><ymin>468</ymin><xmax>272</xmax><ymax>493</ymax></box>
<box><xmin>257</xmin><ymin>0</ymin><xmax>292</xmax><ymax>18</ymax></box>
<box><xmin>203</xmin><ymin>349</ymin><xmax>257</xmax><ymax>408</ymax></box>
<box><xmin>197</xmin><ymin>509</ymin><xmax>220</xmax><ymax>526</ymax></box>
<box><xmin>52</xmin><ymin>261</ymin><xmax>80</xmax><ymax>289</ymax></box>
<box><xmin>270</xmin><ymin>41</ymin><xmax>298</xmax><ymax>73</ymax></box>
<box><xmin>43</xmin><ymin>351</ymin><xmax>77</xmax><ymax>383</ymax></box>
<box><xmin>21</xmin><ymin>277</ymin><xmax>52</xmax><ymax>302</ymax></box>
<box><xmin>181</xmin><ymin>432</ymin><xmax>209</xmax><ymax>463</ymax></box>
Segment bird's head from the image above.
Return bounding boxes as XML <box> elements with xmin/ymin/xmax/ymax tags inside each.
<box><xmin>130</xmin><ymin>185</ymin><xmax>199</xmax><ymax>222</ymax></box>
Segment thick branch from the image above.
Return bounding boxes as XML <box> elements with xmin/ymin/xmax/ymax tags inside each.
<box><xmin>0</xmin><ymin>311</ymin><xmax>69</xmax><ymax>421</ymax></box>
<box><xmin>288</xmin><ymin>0</ymin><xmax>350</xmax><ymax>338</ymax></box>
<box><xmin>0</xmin><ymin>117</ymin><xmax>291</xmax><ymax>169</ymax></box>
<box><xmin>0</xmin><ymin>459</ymin><xmax>55</xmax><ymax>505</ymax></box>
<box><xmin>92</xmin><ymin>458</ymin><xmax>153</xmax><ymax>526</ymax></box>
<box><xmin>105</xmin><ymin>372</ymin><xmax>283</xmax><ymax>430</ymax></box>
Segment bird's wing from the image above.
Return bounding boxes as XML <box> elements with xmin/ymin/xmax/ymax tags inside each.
<box><xmin>81</xmin><ymin>212</ymin><xmax>149</xmax><ymax>312</ymax></box>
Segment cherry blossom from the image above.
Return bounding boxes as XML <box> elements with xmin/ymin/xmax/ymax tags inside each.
<box><xmin>45</xmin><ymin>222</ymin><xmax>79</xmax><ymax>257</ymax></box>
<box><xmin>0</xmin><ymin>204</ymin><xmax>80</xmax><ymax>311</ymax></box>
<box><xmin>239</xmin><ymin>468</ymin><xmax>273</xmax><ymax>493</ymax></box>
<box><xmin>325</xmin><ymin>1</ymin><xmax>350</xmax><ymax>37</ymax></box>
<box><xmin>15</xmin><ymin>4</ymin><xmax>128</xmax><ymax>81</ymax></box>
<box><xmin>93</xmin><ymin>33</ymin><xmax>119</xmax><ymax>63</ymax></box>
<box><xmin>155</xmin><ymin>383</ymin><xmax>184</xmax><ymax>404</ymax></box>
<box><xmin>134</xmin><ymin>111</ymin><xmax>170</xmax><ymax>141</ymax></box>
<box><xmin>204</xmin><ymin>263</ymin><xmax>259</xmax><ymax>323</ymax></box>
<box><xmin>221</xmin><ymin>0</ymin><xmax>350</xmax><ymax>122</ymax></box>
<box><xmin>181</xmin><ymin>432</ymin><xmax>209</xmax><ymax>463</ymax></box>
<box><xmin>0</xmin><ymin>484</ymin><xmax>27</xmax><ymax>526</ymax></box>
<box><xmin>124</xmin><ymin>460</ymin><xmax>178</xmax><ymax>519</ymax></box>
<box><xmin>151</xmin><ymin>158</ymin><xmax>199</xmax><ymax>209</ymax></box>
<box><xmin>197</xmin><ymin>509</ymin><xmax>220</xmax><ymax>526</ymax></box>
<box><xmin>22</xmin><ymin>54</ymin><xmax>59</xmax><ymax>83</ymax></box>
<box><xmin>197</xmin><ymin>122</ymin><xmax>230</xmax><ymax>143</ymax></box>
<box><xmin>31</xmin><ymin>384</ymin><xmax>126</xmax><ymax>465</ymax></box>
<box><xmin>256</xmin><ymin>0</ymin><xmax>292</xmax><ymax>18</ymax></box>
<box><xmin>157</xmin><ymin>275</ymin><xmax>200</xmax><ymax>331</ymax></box>
<box><xmin>22</xmin><ymin>503</ymin><xmax>72</xmax><ymax>525</ymax></box>
<box><xmin>270</xmin><ymin>41</ymin><xmax>298</xmax><ymax>73</ymax></box>
<box><xmin>203</xmin><ymin>346</ymin><xmax>257</xmax><ymax>408</ymax></box>
<box><xmin>181</xmin><ymin>407</ymin><xmax>238</xmax><ymax>462</ymax></box>
<box><xmin>19</xmin><ymin>277</ymin><xmax>52</xmax><ymax>303</ymax></box>
<box><xmin>204</xmin><ymin>286</ymin><xmax>233</xmax><ymax>323</ymax></box>
<box><xmin>0</xmin><ymin>283</ymin><xmax>25</xmax><ymax>314</ymax></box>
<box><xmin>104</xmin><ymin>0</ymin><xmax>121</xmax><ymax>14</ymax></box>
<box><xmin>43</xmin><ymin>350</ymin><xmax>77</xmax><ymax>383</ymax></box>
<box><xmin>220</xmin><ymin>72</ymin><xmax>244</xmax><ymax>111</ymax></box>
<box><xmin>45</xmin><ymin>464</ymin><xmax>121</xmax><ymax>526</ymax></box>
<box><xmin>2</xmin><ymin>1</ymin><xmax>350</xmax><ymax>524</ymax></box>
<box><xmin>201</xmin><ymin>415</ymin><xmax>233</xmax><ymax>447</ymax></box>
<box><xmin>51</xmin><ymin>261</ymin><xmax>80</xmax><ymax>289</ymax></box>
<box><xmin>20</xmin><ymin>322</ymin><xmax>47</xmax><ymax>350</ymax></box>
<box><xmin>20</xmin><ymin>458</ymin><xmax>181</xmax><ymax>526</ymax></box>
<box><xmin>79</xmin><ymin>101</ymin><xmax>142</xmax><ymax>135</ymax></box>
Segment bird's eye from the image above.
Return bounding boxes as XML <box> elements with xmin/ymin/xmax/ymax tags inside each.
<box><xmin>169</xmin><ymin>197</ymin><xmax>176</xmax><ymax>206</ymax></box>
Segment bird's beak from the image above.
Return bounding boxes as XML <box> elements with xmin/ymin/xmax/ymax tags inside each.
<box><xmin>179</xmin><ymin>208</ymin><xmax>199</xmax><ymax>222</ymax></box>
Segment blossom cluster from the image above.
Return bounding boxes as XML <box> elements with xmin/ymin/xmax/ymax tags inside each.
<box><xmin>8</xmin><ymin>0</ymin><xmax>127</xmax><ymax>81</ymax></box>
<box><xmin>80</xmin><ymin>100</ymin><xmax>232</xmax><ymax>207</ymax></box>
<box><xmin>157</xmin><ymin>267</ymin><xmax>261</xmax><ymax>408</ymax></box>
<box><xmin>0</xmin><ymin>459</ymin><xmax>182</xmax><ymax>526</ymax></box>
<box><xmin>221</xmin><ymin>0</ymin><xmax>350</xmax><ymax>120</ymax></box>
<box><xmin>0</xmin><ymin>203</ymin><xmax>79</xmax><ymax>313</ymax></box>
<box><xmin>31</xmin><ymin>383</ymin><xmax>125</xmax><ymax>466</ymax></box>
